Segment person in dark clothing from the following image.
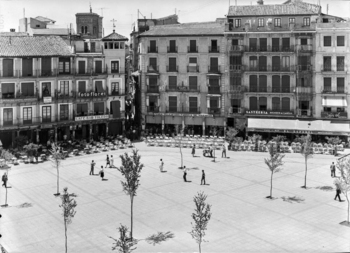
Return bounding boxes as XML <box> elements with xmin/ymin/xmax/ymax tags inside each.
<box><xmin>201</xmin><ymin>170</ymin><xmax>206</xmax><ymax>185</ymax></box>
<box><xmin>2</xmin><ymin>172</ymin><xmax>8</xmax><ymax>188</ymax></box>
<box><xmin>183</xmin><ymin>166</ymin><xmax>187</xmax><ymax>182</ymax></box>
<box><xmin>334</xmin><ymin>183</ymin><xmax>342</xmax><ymax>202</ymax></box>
<box><xmin>330</xmin><ymin>162</ymin><xmax>336</xmax><ymax>177</ymax></box>
<box><xmin>100</xmin><ymin>166</ymin><xmax>105</xmax><ymax>181</ymax></box>
<box><xmin>191</xmin><ymin>145</ymin><xmax>195</xmax><ymax>157</ymax></box>
<box><xmin>90</xmin><ymin>160</ymin><xmax>96</xmax><ymax>175</ymax></box>
<box><xmin>106</xmin><ymin>155</ymin><xmax>110</xmax><ymax>168</ymax></box>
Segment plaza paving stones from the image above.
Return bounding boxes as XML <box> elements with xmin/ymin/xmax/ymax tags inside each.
<box><xmin>1</xmin><ymin>142</ymin><xmax>350</xmax><ymax>252</ymax></box>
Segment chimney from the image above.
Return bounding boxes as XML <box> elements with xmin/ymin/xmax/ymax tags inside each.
<box><xmin>257</xmin><ymin>0</ymin><xmax>263</xmax><ymax>5</ymax></box>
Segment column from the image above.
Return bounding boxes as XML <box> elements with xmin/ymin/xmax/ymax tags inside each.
<box><xmin>89</xmin><ymin>124</ymin><xmax>93</xmax><ymax>141</ymax></box>
<box><xmin>202</xmin><ymin>119</ymin><xmax>205</xmax><ymax>136</ymax></box>
<box><xmin>223</xmin><ymin>120</ymin><xmax>226</xmax><ymax>137</ymax></box>
<box><xmin>182</xmin><ymin>116</ymin><xmax>185</xmax><ymax>130</ymax></box>
<box><xmin>54</xmin><ymin>127</ymin><xmax>58</xmax><ymax>142</ymax></box>
<box><xmin>36</xmin><ymin>129</ymin><xmax>40</xmax><ymax>143</ymax></box>
<box><xmin>105</xmin><ymin>122</ymin><xmax>109</xmax><ymax>137</ymax></box>
<box><xmin>161</xmin><ymin>117</ymin><xmax>165</xmax><ymax>134</ymax></box>
<box><xmin>11</xmin><ymin>131</ymin><xmax>15</xmax><ymax>147</ymax></box>
<box><xmin>72</xmin><ymin>128</ymin><xmax>76</xmax><ymax>140</ymax></box>
<box><xmin>122</xmin><ymin>120</ymin><xmax>125</xmax><ymax>132</ymax></box>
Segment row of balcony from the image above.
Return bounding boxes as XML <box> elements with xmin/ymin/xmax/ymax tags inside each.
<box><xmin>321</xmin><ymin>65</ymin><xmax>347</xmax><ymax>72</ymax></box>
<box><xmin>1</xmin><ymin>88</ymin><xmax>126</xmax><ymax>101</ymax></box>
<box><xmin>228</xmin><ymin>85</ymin><xmax>313</xmax><ymax>94</ymax></box>
<box><xmin>1</xmin><ymin>112</ymin><xmax>125</xmax><ymax>127</ymax></box>
<box><xmin>146</xmin><ymin>85</ymin><xmax>220</xmax><ymax>94</ymax></box>
<box><xmin>0</xmin><ymin>67</ymin><xmax>125</xmax><ymax>78</ymax></box>
<box><xmin>229</xmin><ymin>45</ymin><xmax>313</xmax><ymax>53</ymax></box>
<box><xmin>148</xmin><ymin>46</ymin><xmax>221</xmax><ymax>54</ymax></box>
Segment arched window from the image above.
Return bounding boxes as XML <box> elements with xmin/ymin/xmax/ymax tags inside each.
<box><xmin>259</xmin><ymin>75</ymin><xmax>267</xmax><ymax>92</ymax></box>
<box><xmin>282</xmin><ymin>75</ymin><xmax>290</xmax><ymax>93</ymax></box>
<box><xmin>272</xmin><ymin>97</ymin><xmax>280</xmax><ymax>111</ymax></box>
<box><xmin>259</xmin><ymin>97</ymin><xmax>267</xmax><ymax>111</ymax></box>
<box><xmin>272</xmin><ymin>75</ymin><xmax>280</xmax><ymax>92</ymax></box>
<box><xmin>249</xmin><ymin>97</ymin><xmax>258</xmax><ymax>110</ymax></box>
<box><xmin>282</xmin><ymin>97</ymin><xmax>290</xmax><ymax>111</ymax></box>
<box><xmin>249</xmin><ymin>75</ymin><xmax>257</xmax><ymax>92</ymax></box>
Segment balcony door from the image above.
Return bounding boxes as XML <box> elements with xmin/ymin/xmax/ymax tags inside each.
<box><xmin>189</xmin><ymin>97</ymin><xmax>198</xmax><ymax>113</ymax></box>
<box><xmin>169</xmin><ymin>96</ymin><xmax>177</xmax><ymax>112</ymax></box>
<box><xmin>110</xmin><ymin>101</ymin><xmax>121</xmax><ymax>118</ymax></box>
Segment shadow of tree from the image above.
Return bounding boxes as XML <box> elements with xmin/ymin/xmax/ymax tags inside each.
<box><xmin>314</xmin><ymin>186</ymin><xmax>334</xmax><ymax>191</ymax></box>
<box><xmin>17</xmin><ymin>202</ymin><xmax>33</xmax><ymax>208</ymax></box>
<box><xmin>281</xmin><ymin>196</ymin><xmax>305</xmax><ymax>204</ymax></box>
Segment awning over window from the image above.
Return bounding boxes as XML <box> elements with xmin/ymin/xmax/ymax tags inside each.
<box><xmin>95</xmin><ymin>81</ymin><xmax>104</xmax><ymax>93</ymax></box>
<box><xmin>322</xmin><ymin>97</ymin><xmax>347</xmax><ymax>107</ymax></box>
<box><xmin>247</xmin><ymin>118</ymin><xmax>350</xmax><ymax>136</ymax></box>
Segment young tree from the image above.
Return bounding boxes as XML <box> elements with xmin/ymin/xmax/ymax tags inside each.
<box><xmin>189</xmin><ymin>191</ymin><xmax>212</xmax><ymax>253</ymax></box>
<box><xmin>0</xmin><ymin>149</ymin><xmax>14</xmax><ymax>161</ymax></box>
<box><xmin>174</xmin><ymin>124</ymin><xmax>184</xmax><ymax>169</ymax></box>
<box><xmin>326</xmin><ymin>136</ymin><xmax>342</xmax><ymax>156</ymax></box>
<box><xmin>264</xmin><ymin>144</ymin><xmax>284</xmax><ymax>199</ymax></box>
<box><xmin>110</xmin><ymin>224</ymin><xmax>174</xmax><ymax>252</ymax></box>
<box><xmin>336</xmin><ymin>157</ymin><xmax>350</xmax><ymax>224</ymax></box>
<box><xmin>117</xmin><ymin>149</ymin><xmax>144</xmax><ymax>239</ymax></box>
<box><xmin>50</xmin><ymin>143</ymin><xmax>63</xmax><ymax>196</ymax></box>
<box><xmin>300</xmin><ymin>134</ymin><xmax>313</xmax><ymax>189</ymax></box>
<box><xmin>59</xmin><ymin>187</ymin><xmax>77</xmax><ymax>253</ymax></box>
<box><xmin>211</xmin><ymin>127</ymin><xmax>219</xmax><ymax>162</ymax></box>
<box><xmin>225</xmin><ymin>127</ymin><xmax>238</xmax><ymax>150</ymax></box>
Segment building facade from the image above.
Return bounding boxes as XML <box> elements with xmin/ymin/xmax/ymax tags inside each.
<box><xmin>138</xmin><ymin>21</ymin><xmax>227</xmax><ymax>135</ymax></box>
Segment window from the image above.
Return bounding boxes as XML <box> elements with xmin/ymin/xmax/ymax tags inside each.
<box><xmin>250</xmin><ymin>56</ymin><xmax>257</xmax><ymax>69</ymax></box>
<box><xmin>109</xmin><ymin>42</ymin><xmax>114</xmax><ymax>49</ymax></box>
<box><xmin>78</xmin><ymin>81</ymin><xmax>86</xmax><ymax>93</ymax></box>
<box><xmin>230</xmin><ymin>56</ymin><xmax>242</xmax><ymax>70</ymax></box>
<box><xmin>272</xmin><ymin>97</ymin><xmax>280</xmax><ymax>111</ymax></box>
<box><xmin>148</xmin><ymin>76</ymin><xmax>158</xmax><ymax>92</ymax></box>
<box><xmin>23</xmin><ymin>107</ymin><xmax>32</xmax><ymax>124</ymax></box>
<box><xmin>299</xmin><ymin>55</ymin><xmax>309</xmax><ymax>70</ymax></box>
<box><xmin>149</xmin><ymin>40</ymin><xmax>157</xmax><ymax>52</ymax></box>
<box><xmin>337</xmin><ymin>57</ymin><xmax>345</xmax><ymax>71</ymax></box>
<box><xmin>323</xmin><ymin>77</ymin><xmax>331</xmax><ymax>92</ymax></box>
<box><xmin>189</xmin><ymin>97</ymin><xmax>198</xmax><ymax>113</ymax></box>
<box><xmin>282</xmin><ymin>38</ymin><xmax>290</xmax><ymax>51</ymax></box>
<box><xmin>301</xmin><ymin>38</ymin><xmax>307</xmax><ymax>45</ymax></box>
<box><xmin>111</xmin><ymin>82</ymin><xmax>119</xmax><ymax>94</ymax></box>
<box><xmin>42</xmin><ymin>106</ymin><xmax>51</xmax><ymax>122</ymax></box>
<box><xmin>209</xmin><ymin>58</ymin><xmax>219</xmax><ymax>72</ymax></box>
<box><xmin>1</xmin><ymin>83</ymin><xmax>15</xmax><ymax>98</ymax></box>
<box><xmin>41</xmin><ymin>58</ymin><xmax>52</xmax><ymax>76</ymax></box>
<box><xmin>22</xmin><ymin>58</ymin><xmax>33</xmax><ymax>77</ymax></box>
<box><xmin>84</xmin><ymin>42</ymin><xmax>89</xmax><ymax>52</ymax></box>
<box><xmin>231</xmin><ymin>99</ymin><xmax>241</xmax><ymax>113</ymax></box>
<box><xmin>42</xmin><ymin>82</ymin><xmax>51</xmax><ymax>96</ymax></box>
<box><xmin>272</xmin><ymin>38</ymin><xmax>280</xmax><ymax>51</ymax></box>
<box><xmin>281</xmin><ymin>98</ymin><xmax>290</xmax><ymax>111</ymax></box>
<box><xmin>81</xmin><ymin>26</ymin><xmax>84</xmax><ymax>34</ymax></box>
<box><xmin>337</xmin><ymin>36</ymin><xmax>345</xmax><ymax>46</ymax></box>
<box><xmin>235</xmin><ymin>19</ymin><xmax>241</xmax><ymax>27</ymax></box>
<box><xmin>259</xmin><ymin>97</ymin><xmax>267</xmax><ymax>110</ymax></box>
<box><xmin>259</xmin><ymin>56</ymin><xmax>267</xmax><ymax>71</ymax></box>
<box><xmin>324</xmin><ymin>36</ymin><xmax>332</xmax><ymax>47</ymax></box>
<box><xmin>337</xmin><ymin>78</ymin><xmax>345</xmax><ymax>93</ymax></box>
<box><xmin>93</xmin><ymin>102</ymin><xmax>104</xmax><ymax>115</ymax></box>
<box><xmin>259</xmin><ymin>38</ymin><xmax>267</xmax><ymax>51</ymax></box>
<box><xmin>249</xmin><ymin>97</ymin><xmax>258</xmax><ymax>110</ymax></box>
<box><xmin>2</xmin><ymin>59</ymin><xmax>14</xmax><ymax>77</ymax></box>
<box><xmin>3</xmin><ymin>108</ymin><xmax>13</xmax><ymax>126</ymax></box>
<box><xmin>281</xmin><ymin>75</ymin><xmax>290</xmax><ymax>93</ymax></box>
<box><xmin>95</xmin><ymin>60</ymin><xmax>102</xmax><ymax>74</ymax></box>
<box><xmin>94</xmin><ymin>81</ymin><xmax>104</xmax><ymax>93</ymax></box>
<box><xmin>274</xmin><ymin>18</ymin><xmax>281</xmax><ymax>27</ymax></box>
<box><xmin>149</xmin><ymin>58</ymin><xmax>157</xmax><ymax>71</ymax></box>
<box><xmin>208</xmin><ymin>77</ymin><xmax>220</xmax><ymax>94</ymax></box>
<box><xmin>59</xmin><ymin>58</ymin><xmax>70</xmax><ymax>74</ymax></box>
<box><xmin>169</xmin><ymin>76</ymin><xmax>177</xmax><ymax>90</ymax></box>
<box><xmin>189</xmin><ymin>76</ymin><xmax>198</xmax><ymax>90</ymax></box>
<box><xmin>230</xmin><ymin>76</ymin><xmax>241</xmax><ymax>87</ymax></box>
<box><xmin>120</xmin><ymin>42</ymin><xmax>125</xmax><ymax>49</ymax></box>
<box><xmin>60</xmin><ymin>81</ymin><xmax>69</xmax><ymax>95</ymax></box>
<box><xmin>289</xmin><ymin>18</ymin><xmax>295</xmax><ymax>24</ymax></box>
<box><xmin>114</xmin><ymin>42</ymin><xmax>120</xmax><ymax>49</ymax></box>
<box><xmin>76</xmin><ymin>104</ymin><xmax>88</xmax><ymax>116</ymax></box>
<box><xmin>337</xmin><ymin>107</ymin><xmax>345</xmax><ymax>113</ymax></box>
<box><xmin>168</xmin><ymin>58</ymin><xmax>177</xmax><ymax>72</ymax></box>
<box><xmin>323</xmin><ymin>56</ymin><xmax>332</xmax><ymax>71</ymax></box>
<box><xmin>104</xmin><ymin>43</ymin><xmax>108</xmax><ymax>49</ymax></box>
<box><xmin>272</xmin><ymin>75</ymin><xmax>280</xmax><ymax>92</ymax></box>
<box><xmin>258</xmin><ymin>18</ymin><xmax>264</xmax><ymax>27</ymax></box>
<box><xmin>209</xmin><ymin>97</ymin><xmax>219</xmax><ymax>109</ymax></box>
<box><xmin>148</xmin><ymin>96</ymin><xmax>158</xmax><ymax>112</ymax></box>
<box><xmin>168</xmin><ymin>96</ymin><xmax>177</xmax><ymax>112</ymax></box>
<box><xmin>272</xmin><ymin>56</ymin><xmax>280</xmax><ymax>71</ymax></box>
<box><xmin>303</xmin><ymin>17</ymin><xmax>310</xmax><ymax>26</ymax></box>
<box><xmin>249</xmin><ymin>38</ymin><xmax>257</xmax><ymax>51</ymax></box>
<box><xmin>282</xmin><ymin>56</ymin><xmax>290</xmax><ymax>70</ymax></box>
<box><xmin>78</xmin><ymin>61</ymin><xmax>86</xmax><ymax>74</ymax></box>
<box><xmin>211</xmin><ymin>40</ymin><xmax>218</xmax><ymax>51</ymax></box>
<box><xmin>111</xmin><ymin>61</ymin><xmax>119</xmax><ymax>73</ymax></box>
<box><xmin>259</xmin><ymin>75</ymin><xmax>267</xmax><ymax>92</ymax></box>
<box><xmin>189</xmin><ymin>40</ymin><xmax>197</xmax><ymax>52</ymax></box>
<box><xmin>21</xmin><ymin>82</ymin><xmax>34</xmax><ymax>97</ymax></box>
<box><xmin>324</xmin><ymin>107</ymin><xmax>332</xmax><ymax>112</ymax></box>
<box><xmin>249</xmin><ymin>75</ymin><xmax>258</xmax><ymax>92</ymax></box>
<box><xmin>189</xmin><ymin>57</ymin><xmax>197</xmax><ymax>64</ymax></box>
<box><xmin>169</xmin><ymin>40</ymin><xmax>176</xmax><ymax>52</ymax></box>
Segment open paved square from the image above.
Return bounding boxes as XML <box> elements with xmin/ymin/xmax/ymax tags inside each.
<box><xmin>1</xmin><ymin>143</ymin><xmax>350</xmax><ymax>252</ymax></box>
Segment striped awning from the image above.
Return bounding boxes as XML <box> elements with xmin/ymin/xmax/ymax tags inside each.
<box><xmin>322</xmin><ymin>97</ymin><xmax>347</xmax><ymax>107</ymax></box>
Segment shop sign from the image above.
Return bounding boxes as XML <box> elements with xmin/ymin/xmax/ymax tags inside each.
<box><xmin>78</xmin><ymin>92</ymin><xmax>106</xmax><ymax>98</ymax></box>
<box><xmin>43</xmin><ymin>97</ymin><xmax>52</xmax><ymax>103</ymax></box>
<box><xmin>248</xmin><ymin>128</ymin><xmax>310</xmax><ymax>134</ymax></box>
<box><xmin>321</xmin><ymin>112</ymin><xmax>347</xmax><ymax>119</ymax></box>
<box><xmin>75</xmin><ymin>115</ymin><xmax>109</xmax><ymax>121</ymax></box>
<box><xmin>246</xmin><ymin>110</ymin><xmax>294</xmax><ymax>116</ymax></box>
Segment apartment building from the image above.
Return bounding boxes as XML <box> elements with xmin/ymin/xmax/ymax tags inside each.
<box><xmin>138</xmin><ymin>21</ymin><xmax>227</xmax><ymax>135</ymax></box>
<box><xmin>314</xmin><ymin>18</ymin><xmax>350</xmax><ymax>138</ymax></box>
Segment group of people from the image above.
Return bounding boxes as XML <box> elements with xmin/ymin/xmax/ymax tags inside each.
<box><xmin>330</xmin><ymin>162</ymin><xmax>344</xmax><ymax>202</ymax></box>
<box><xmin>191</xmin><ymin>144</ymin><xmax>227</xmax><ymax>158</ymax></box>
<box><xmin>90</xmin><ymin>154</ymin><xmax>115</xmax><ymax>181</ymax></box>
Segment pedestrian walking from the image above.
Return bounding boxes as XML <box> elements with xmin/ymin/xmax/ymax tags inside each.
<box><xmin>191</xmin><ymin>145</ymin><xmax>196</xmax><ymax>157</ymax></box>
<box><xmin>99</xmin><ymin>166</ymin><xmax>105</xmax><ymax>181</ymax></box>
<box><xmin>221</xmin><ymin>144</ymin><xmax>226</xmax><ymax>158</ymax></box>
<box><xmin>90</xmin><ymin>160</ymin><xmax>96</xmax><ymax>175</ymax></box>
<box><xmin>334</xmin><ymin>182</ymin><xmax>342</xmax><ymax>201</ymax></box>
<box><xmin>105</xmin><ymin>155</ymin><xmax>110</xmax><ymax>168</ymax></box>
<box><xmin>110</xmin><ymin>155</ymin><xmax>114</xmax><ymax>168</ymax></box>
<box><xmin>2</xmin><ymin>172</ymin><xmax>8</xmax><ymax>188</ymax></box>
<box><xmin>330</xmin><ymin>162</ymin><xmax>336</xmax><ymax>177</ymax></box>
<box><xmin>209</xmin><ymin>145</ymin><xmax>213</xmax><ymax>157</ymax></box>
<box><xmin>200</xmin><ymin>170</ymin><xmax>206</xmax><ymax>185</ymax></box>
<box><xmin>183</xmin><ymin>166</ymin><xmax>187</xmax><ymax>182</ymax></box>
<box><xmin>159</xmin><ymin>159</ymin><xmax>164</xmax><ymax>172</ymax></box>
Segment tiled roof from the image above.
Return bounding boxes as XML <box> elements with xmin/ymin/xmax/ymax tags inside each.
<box><xmin>0</xmin><ymin>32</ymin><xmax>28</xmax><ymax>37</ymax></box>
<box><xmin>31</xmin><ymin>28</ymin><xmax>73</xmax><ymax>36</ymax></box>
<box><xmin>102</xmin><ymin>31</ymin><xmax>128</xmax><ymax>41</ymax></box>
<box><xmin>0</xmin><ymin>36</ymin><xmax>73</xmax><ymax>57</ymax></box>
<box><xmin>228</xmin><ymin>1</ymin><xmax>321</xmax><ymax>16</ymax></box>
<box><xmin>139</xmin><ymin>22</ymin><xmax>224</xmax><ymax>37</ymax></box>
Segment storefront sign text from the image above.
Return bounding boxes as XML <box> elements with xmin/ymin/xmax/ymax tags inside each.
<box><xmin>246</xmin><ymin>110</ymin><xmax>294</xmax><ymax>116</ymax></box>
<box><xmin>78</xmin><ymin>92</ymin><xmax>106</xmax><ymax>98</ymax></box>
<box><xmin>43</xmin><ymin>97</ymin><xmax>52</xmax><ymax>103</ymax></box>
<box><xmin>75</xmin><ymin>115</ymin><xmax>109</xmax><ymax>121</ymax></box>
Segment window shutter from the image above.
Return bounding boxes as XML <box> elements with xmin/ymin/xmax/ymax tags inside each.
<box><xmin>282</xmin><ymin>75</ymin><xmax>290</xmax><ymax>92</ymax></box>
<box><xmin>207</xmin><ymin>98</ymin><xmax>210</xmax><ymax>108</ymax></box>
<box><xmin>218</xmin><ymin>98</ymin><xmax>221</xmax><ymax>108</ymax></box>
<box><xmin>281</xmin><ymin>97</ymin><xmax>290</xmax><ymax>111</ymax></box>
<box><xmin>249</xmin><ymin>97</ymin><xmax>258</xmax><ymax>110</ymax></box>
<box><xmin>146</xmin><ymin>96</ymin><xmax>149</xmax><ymax>106</ymax></box>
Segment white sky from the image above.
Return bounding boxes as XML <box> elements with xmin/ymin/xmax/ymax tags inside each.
<box><xmin>0</xmin><ymin>0</ymin><xmax>349</xmax><ymax>39</ymax></box>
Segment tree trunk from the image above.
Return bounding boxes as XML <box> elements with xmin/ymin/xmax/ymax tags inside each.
<box><xmin>57</xmin><ymin>165</ymin><xmax>60</xmax><ymax>195</ymax></box>
<box><xmin>130</xmin><ymin>197</ymin><xmax>134</xmax><ymax>239</ymax></box>
<box><xmin>199</xmin><ymin>242</ymin><xmax>201</xmax><ymax>253</ymax></box>
<box><xmin>346</xmin><ymin>193</ymin><xmax>349</xmax><ymax>223</ymax></box>
<box><xmin>304</xmin><ymin>157</ymin><xmax>308</xmax><ymax>188</ymax></box>
<box><xmin>270</xmin><ymin>172</ymin><xmax>273</xmax><ymax>198</ymax></box>
<box><xmin>179</xmin><ymin>141</ymin><xmax>183</xmax><ymax>168</ymax></box>
<box><xmin>64</xmin><ymin>220</ymin><xmax>67</xmax><ymax>253</ymax></box>
<box><xmin>5</xmin><ymin>184</ymin><xmax>8</xmax><ymax>205</ymax></box>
